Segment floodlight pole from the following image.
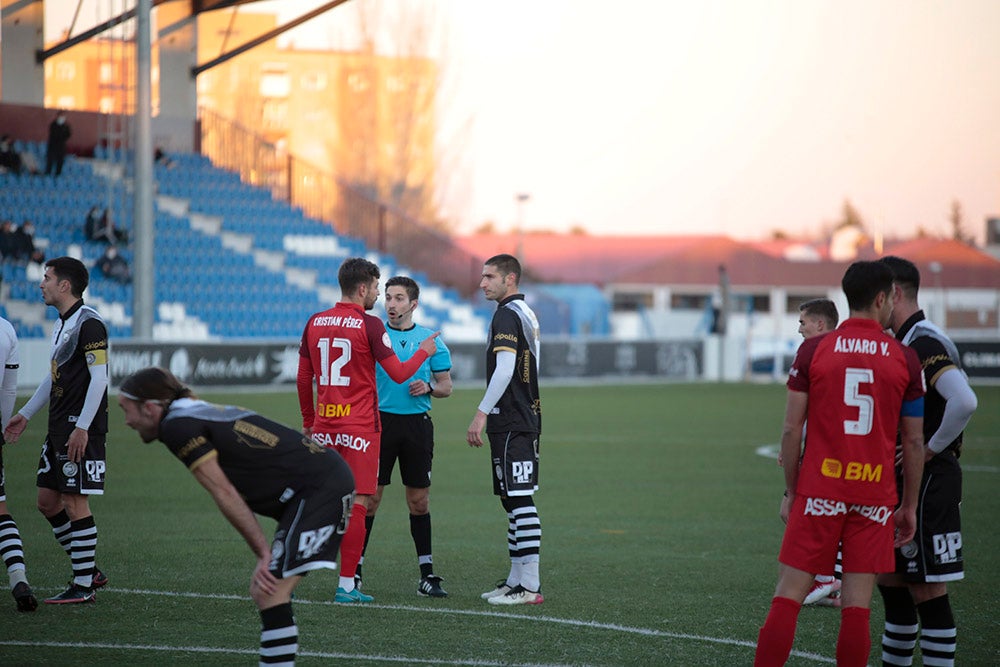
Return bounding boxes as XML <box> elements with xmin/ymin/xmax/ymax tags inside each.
<box><xmin>515</xmin><ymin>192</ymin><xmax>530</xmax><ymax>262</ymax></box>
<box><xmin>133</xmin><ymin>0</ymin><xmax>155</xmax><ymax>339</ymax></box>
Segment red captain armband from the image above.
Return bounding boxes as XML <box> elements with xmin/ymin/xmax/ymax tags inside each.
<box><xmin>900</xmin><ymin>396</ymin><xmax>924</xmax><ymax>418</ymax></box>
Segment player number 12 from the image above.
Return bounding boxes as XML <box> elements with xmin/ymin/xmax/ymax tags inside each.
<box><xmin>316</xmin><ymin>337</ymin><xmax>352</xmax><ymax>386</ymax></box>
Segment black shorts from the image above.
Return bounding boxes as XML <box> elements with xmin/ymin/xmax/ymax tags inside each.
<box><xmin>269</xmin><ymin>469</ymin><xmax>355</xmax><ymax>578</ymax></box>
<box><xmin>378</xmin><ymin>412</ymin><xmax>434</xmax><ymax>488</ymax></box>
<box><xmin>894</xmin><ymin>452</ymin><xmax>963</xmax><ymax>583</ymax></box>
<box><xmin>36</xmin><ymin>433</ymin><xmax>107</xmax><ymax>495</ymax></box>
<box><xmin>488</xmin><ymin>431</ymin><xmax>540</xmax><ymax>497</ymax></box>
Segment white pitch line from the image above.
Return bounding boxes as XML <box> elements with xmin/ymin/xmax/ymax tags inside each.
<box><xmin>0</xmin><ymin>640</ymin><xmax>571</xmax><ymax>667</ymax></box>
<box><xmin>59</xmin><ymin>587</ymin><xmax>834</xmax><ymax>664</ymax></box>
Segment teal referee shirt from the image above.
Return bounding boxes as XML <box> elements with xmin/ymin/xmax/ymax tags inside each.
<box><xmin>376</xmin><ymin>323</ymin><xmax>452</xmax><ymax>414</ymax></box>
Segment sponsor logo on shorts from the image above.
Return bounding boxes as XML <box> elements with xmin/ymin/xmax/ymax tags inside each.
<box><xmin>512</xmin><ymin>461</ymin><xmax>534</xmax><ymax>484</ymax></box>
<box><xmin>900</xmin><ymin>541</ymin><xmax>919</xmax><ymax>559</ymax></box>
<box><xmin>820</xmin><ymin>458</ymin><xmax>882</xmax><ymax>483</ymax></box>
<box><xmin>85</xmin><ymin>460</ymin><xmax>106</xmax><ymax>483</ymax></box>
<box><xmin>803</xmin><ymin>497</ymin><xmax>892</xmax><ymax>525</ymax></box>
<box><xmin>312</xmin><ymin>432</ymin><xmax>372</xmax><ymax>452</ymax></box>
<box><xmin>933</xmin><ymin>532</ymin><xmax>962</xmax><ymax>564</ymax></box>
<box><xmin>298</xmin><ymin>525</ymin><xmax>335</xmax><ymax>560</ymax></box>
<box><xmin>62</xmin><ymin>461</ymin><xmax>78</xmax><ymax>478</ymax></box>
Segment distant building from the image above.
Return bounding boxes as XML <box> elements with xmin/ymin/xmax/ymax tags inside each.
<box><xmin>41</xmin><ymin>9</ymin><xmax>438</xmax><ymax>221</ymax></box>
<box><xmin>457</xmin><ymin>232</ymin><xmax>1000</xmax><ymax>350</ymax></box>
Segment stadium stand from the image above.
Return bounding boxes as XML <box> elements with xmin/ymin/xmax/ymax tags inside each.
<box><xmin>0</xmin><ymin>144</ymin><xmax>489</xmax><ymax>341</ymax></box>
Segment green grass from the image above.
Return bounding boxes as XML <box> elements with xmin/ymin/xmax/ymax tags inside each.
<box><xmin>1</xmin><ymin>383</ymin><xmax>998</xmax><ymax>666</ymax></box>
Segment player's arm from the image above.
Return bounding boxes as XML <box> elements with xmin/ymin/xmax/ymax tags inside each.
<box><xmin>895</xmin><ymin>409</ymin><xmax>924</xmax><ymax>546</ymax></box>
<box><xmin>4</xmin><ymin>373</ymin><xmax>51</xmax><ymax>443</ymax></box>
<box><xmin>779</xmin><ymin>389</ymin><xmax>807</xmax><ymax>515</ymax></box>
<box><xmin>67</xmin><ymin>320</ymin><xmax>109</xmax><ymax>462</ymax></box>
<box><xmin>926</xmin><ymin>368</ymin><xmax>977</xmax><ymax>457</ymax></box>
<box><xmin>296</xmin><ymin>345</ymin><xmax>316</xmax><ymax>434</ymax></box>
<box><xmin>0</xmin><ymin>359</ymin><xmax>16</xmax><ymax>430</ymax></box>
<box><xmin>466</xmin><ymin>350</ymin><xmax>516</xmax><ymax>447</ymax></box>
<box><xmin>191</xmin><ymin>454</ymin><xmax>278</xmax><ymax>595</ymax></box>
<box><xmin>429</xmin><ymin>369</ymin><xmax>453</xmax><ymax>398</ymax></box>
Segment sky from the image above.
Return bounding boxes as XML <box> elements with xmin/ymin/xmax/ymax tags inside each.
<box><xmin>43</xmin><ymin>0</ymin><xmax>1000</xmax><ymax>243</ymax></box>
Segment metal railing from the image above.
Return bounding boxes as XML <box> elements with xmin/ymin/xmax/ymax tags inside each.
<box><xmin>198</xmin><ymin>107</ymin><xmax>484</xmax><ymax>297</ymax></box>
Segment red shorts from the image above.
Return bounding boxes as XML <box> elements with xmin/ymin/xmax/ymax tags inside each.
<box><xmin>779</xmin><ymin>494</ymin><xmax>895</xmax><ymax>574</ymax></box>
<box><xmin>310</xmin><ymin>428</ymin><xmax>380</xmax><ymax>496</ymax></box>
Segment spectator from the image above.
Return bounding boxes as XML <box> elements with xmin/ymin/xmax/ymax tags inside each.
<box><xmin>19</xmin><ymin>148</ymin><xmax>41</xmax><ymax>176</ymax></box>
<box><xmin>84</xmin><ymin>206</ymin><xmax>127</xmax><ymax>245</ymax></box>
<box><xmin>0</xmin><ymin>136</ymin><xmax>23</xmax><ymax>176</ymax></box>
<box><xmin>45</xmin><ymin>110</ymin><xmax>71</xmax><ymax>177</ymax></box>
<box><xmin>0</xmin><ymin>221</ymin><xmax>16</xmax><ymax>261</ymax></box>
<box><xmin>154</xmin><ymin>147</ymin><xmax>175</xmax><ymax>169</ymax></box>
<box><xmin>11</xmin><ymin>222</ymin><xmax>45</xmax><ymax>265</ymax></box>
<box><xmin>97</xmin><ymin>246</ymin><xmax>131</xmax><ymax>284</ymax></box>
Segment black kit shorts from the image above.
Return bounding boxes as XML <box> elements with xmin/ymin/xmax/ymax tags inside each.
<box><xmin>488</xmin><ymin>431</ymin><xmax>540</xmax><ymax>498</ymax></box>
<box><xmin>269</xmin><ymin>468</ymin><xmax>355</xmax><ymax>578</ymax></box>
<box><xmin>36</xmin><ymin>433</ymin><xmax>107</xmax><ymax>495</ymax></box>
<box><xmin>894</xmin><ymin>452</ymin><xmax>964</xmax><ymax>583</ymax></box>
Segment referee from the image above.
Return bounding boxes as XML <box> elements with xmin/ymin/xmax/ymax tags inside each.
<box><xmin>362</xmin><ymin>276</ymin><xmax>453</xmax><ymax>597</ymax></box>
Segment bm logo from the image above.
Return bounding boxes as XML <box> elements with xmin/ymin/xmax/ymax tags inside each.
<box><xmin>820</xmin><ymin>458</ymin><xmax>882</xmax><ymax>482</ymax></box>
<box><xmin>318</xmin><ymin>403</ymin><xmax>351</xmax><ymax>418</ymax></box>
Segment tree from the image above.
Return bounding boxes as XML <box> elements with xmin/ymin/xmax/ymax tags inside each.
<box><xmin>331</xmin><ymin>0</ymin><xmax>467</xmax><ymax>232</ymax></box>
<box><xmin>949</xmin><ymin>199</ymin><xmax>974</xmax><ymax>245</ymax></box>
<box><xmin>835</xmin><ymin>199</ymin><xmax>867</xmax><ymax>232</ymax></box>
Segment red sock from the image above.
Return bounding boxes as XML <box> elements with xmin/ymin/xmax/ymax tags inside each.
<box><xmin>338</xmin><ymin>503</ymin><xmax>368</xmax><ymax>578</ymax></box>
<box><xmin>754</xmin><ymin>596</ymin><xmax>801</xmax><ymax>666</ymax></box>
<box><xmin>836</xmin><ymin>606</ymin><xmax>871</xmax><ymax>667</ymax></box>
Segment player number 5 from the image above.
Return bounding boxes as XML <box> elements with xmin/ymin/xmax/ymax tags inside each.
<box><xmin>843</xmin><ymin>367</ymin><xmax>874</xmax><ymax>436</ymax></box>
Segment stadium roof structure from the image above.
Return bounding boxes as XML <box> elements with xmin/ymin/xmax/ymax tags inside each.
<box><xmin>456</xmin><ymin>232</ymin><xmax>1000</xmax><ymax>289</ymax></box>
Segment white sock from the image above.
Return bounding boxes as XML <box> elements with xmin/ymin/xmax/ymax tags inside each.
<box><xmin>8</xmin><ymin>566</ymin><xmax>28</xmax><ymax>589</ymax></box>
<box><xmin>339</xmin><ymin>576</ymin><xmax>355</xmax><ymax>592</ymax></box>
<box><xmin>506</xmin><ymin>559</ymin><xmax>523</xmax><ymax>588</ymax></box>
<box><xmin>520</xmin><ymin>559</ymin><xmax>540</xmax><ymax>592</ymax></box>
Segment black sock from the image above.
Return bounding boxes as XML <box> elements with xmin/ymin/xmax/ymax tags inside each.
<box><xmin>410</xmin><ymin>513</ymin><xmax>433</xmax><ymax>577</ymax></box>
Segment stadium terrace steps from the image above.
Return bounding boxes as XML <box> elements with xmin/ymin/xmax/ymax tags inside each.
<box><xmin>0</xmin><ymin>151</ymin><xmax>488</xmax><ymax>341</ymax></box>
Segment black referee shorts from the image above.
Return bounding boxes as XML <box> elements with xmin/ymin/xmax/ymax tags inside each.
<box><xmin>378</xmin><ymin>411</ymin><xmax>434</xmax><ymax>488</ymax></box>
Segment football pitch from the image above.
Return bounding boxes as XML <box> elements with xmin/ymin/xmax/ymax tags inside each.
<box><xmin>1</xmin><ymin>382</ymin><xmax>997</xmax><ymax>666</ymax></box>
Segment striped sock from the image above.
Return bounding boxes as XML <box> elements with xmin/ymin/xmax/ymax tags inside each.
<box><xmin>259</xmin><ymin>602</ymin><xmax>297</xmax><ymax>666</ymax></box>
<box><xmin>70</xmin><ymin>516</ymin><xmax>97</xmax><ymax>588</ymax></box>
<box><xmin>512</xmin><ymin>504</ymin><xmax>541</xmax><ymax>591</ymax></box>
<box><xmin>0</xmin><ymin>514</ymin><xmax>28</xmax><ymax>587</ymax></box>
<box><xmin>879</xmin><ymin>584</ymin><xmax>918</xmax><ymax>666</ymax></box>
<box><xmin>917</xmin><ymin>595</ymin><xmax>956</xmax><ymax>667</ymax></box>
<box><xmin>46</xmin><ymin>509</ymin><xmax>73</xmax><ymax>555</ymax></box>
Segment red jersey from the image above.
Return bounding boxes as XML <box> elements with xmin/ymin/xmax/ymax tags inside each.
<box><xmin>788</xmin><ymin>317</ymin><xmax>924</xmax><ymax>506</ymax></box>
<box><xmin>297</xmin><ymin>302</ymin><xmax>429</xmax><ymax>432</ymax></box>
